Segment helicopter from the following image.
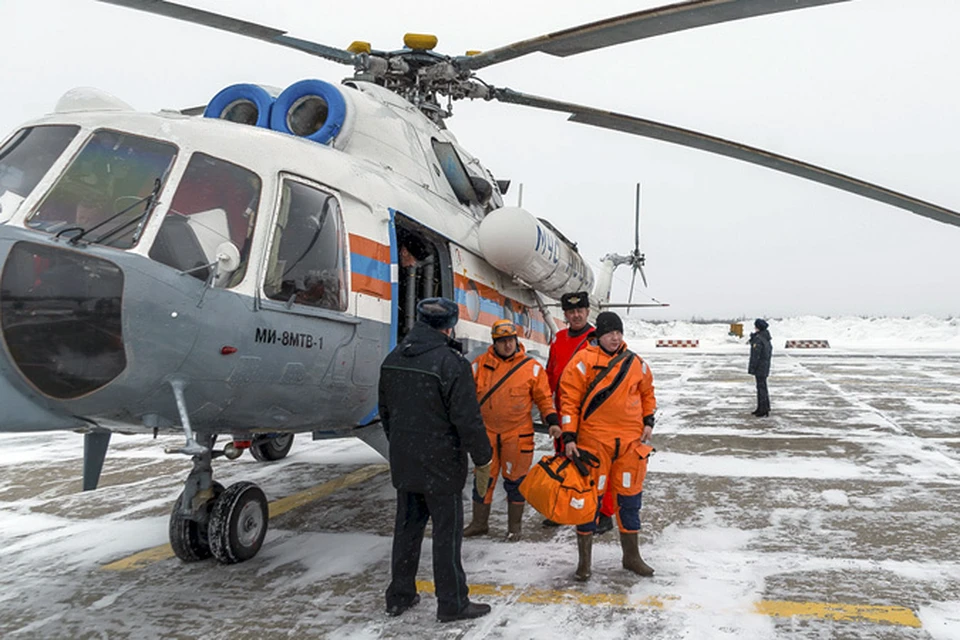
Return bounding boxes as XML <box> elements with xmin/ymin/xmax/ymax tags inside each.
<box><xmin>1</xmin><ymin>0</ymin><xmax>958</xmax><ymax>566</ymax></box>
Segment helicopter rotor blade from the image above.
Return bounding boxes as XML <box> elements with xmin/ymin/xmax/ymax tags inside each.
<box><xmin>458</xmin><ymin>0</ymin><xmax>849</xmax><ymax>71</ymax></box>
<box><xmin>97</xmin><ymin>0</ymin><xmax>357</xmax><ymax>66</ymax></box>
<box><xmin>492</xmin><ymin>88</ymin><xmax>960</xmax><ymax>228</ymax></box>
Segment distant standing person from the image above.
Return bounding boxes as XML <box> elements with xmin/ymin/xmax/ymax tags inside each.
<box><xmin>379</xmin><ymin>297</ymin><xmax>494</xmax><ymax>622</ymax></box>
<box><xmin>749</xmin><ymin>318</ymin><xmax>773</xmax><ymax>417</ymax></box>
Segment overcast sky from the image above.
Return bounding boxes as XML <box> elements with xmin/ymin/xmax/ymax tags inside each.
<box><xmin>2</xmin><ymin>0</ymin><xmax>958</xmax><ymax>320</ymax></box>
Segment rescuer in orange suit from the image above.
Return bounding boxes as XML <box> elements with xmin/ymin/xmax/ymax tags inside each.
<box><xmin>544</xmin><ymin>291</ymin><xmax>617</xmax><ymax>534</ymax></box>
<box><xmin>559</xmin><ymin>311</ymin><xmax>657</xmax><ymax>582</ymax></box>
<box><xmin>464</xmin><ymin>319</ymin><xmax>560</xmax><ymax>541</ymax></box>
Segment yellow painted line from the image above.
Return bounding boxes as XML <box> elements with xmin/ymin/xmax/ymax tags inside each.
<box><xmin>268</xmin><ymin>464</ymin><xmax>388</xmax><ymax>518</ymax></box>
<box><xmin>417</xmin><ymin>580</ymin><xmax>676</xmax><ymax>609</ymax></box>
<box><xmin>102</xmin><ymin>464</ymin><xmax>389</xmax><ymax>572</ymax></box>
<box><xmin>416</xmin><ymin>581</ymin><xmax>919</xmax><ymax>627</ymax></box>
<box><xmin>754</xmin><ymin>599</ymin><xmax>922</xmax><ymax>628</ymax></box>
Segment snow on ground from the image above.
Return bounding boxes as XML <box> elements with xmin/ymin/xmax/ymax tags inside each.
<box><xmin>1</xmin><ymin>316</ymin><xmax>959</xmax><ymax>639</ymax></box>
<box><xmin>624</xmin><ymin>315</ymin><xmax>960</xmax><ymax>352</ymax></box>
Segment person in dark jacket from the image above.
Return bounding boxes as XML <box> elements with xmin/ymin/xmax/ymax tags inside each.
<box><xmin>748</xmin><ymin>318</ymin><xmax>773</xmax><ymax>417</ymax></box>
<box><xmin>379</xmin><ymin>297</ymin><xmax>494</xmax><ymax>623</ymax></box>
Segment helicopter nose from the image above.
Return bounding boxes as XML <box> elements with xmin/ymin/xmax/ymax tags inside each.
<box><xmin>0</xmin><ymin>240</ymin><xmax>126</xmax><ymax>399</ymax></box>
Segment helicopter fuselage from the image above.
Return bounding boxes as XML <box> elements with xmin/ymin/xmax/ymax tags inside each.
<box><xmin>0</xmin><ymin>80</ymin><xmax>573</xmax><ymax>444</ymax></box>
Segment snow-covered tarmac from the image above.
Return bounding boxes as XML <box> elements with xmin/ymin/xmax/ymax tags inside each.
<box><xmin>2</xmin><ymin>329</ymin><xmax>959</xmax><ymax>639</ymax></box>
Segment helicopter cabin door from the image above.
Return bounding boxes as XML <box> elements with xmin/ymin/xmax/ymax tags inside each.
<box><xmin>253</xmin><ymin>174</ymin><xmax>361</xmax><ymax>425</ymax></box>
<box><xmin>393</xmin><ymin>215</ymin><xmax>453</xmax><ymax>343</ymax></box>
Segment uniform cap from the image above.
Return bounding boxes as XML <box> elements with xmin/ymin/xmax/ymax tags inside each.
<box><xmin>491</xmin><ymin>319</ymin><xmax>519</xmax><ymax>340</ymax></box>
<box><xmin>754</xmin><ymin>318</ymin><xmax>768</xmax><ymax>331</ymax></box>
<box><xmin>416</xmin><ymin>297</ymin><xmax>459</xmax><ymax>330</ymax></box>
<box><xmin>560</xmin><ymin>291</ymin><xmax>590</xmax><ymax>311</ymax></box>
<box><xmin>594</xmin><ymin>311</ymin><xmax>624</xmax><ymax>338</ymax></box>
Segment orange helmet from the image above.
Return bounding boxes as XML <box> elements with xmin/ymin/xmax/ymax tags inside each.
<box><xmin>491</xmin><ymin>319</ymin><xmax>519</xmax><ymax>340</ymax></box>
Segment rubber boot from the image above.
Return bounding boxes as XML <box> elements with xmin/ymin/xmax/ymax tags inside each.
<box><xmin>619</xmin><ymin>532</ymin><xmax>655</xmax><ymax>577</ymax></box>
<box><xmin>574</xmin><ymin>534</ymin><xmax>593</xmax><ymax>582</ymax></box>
<box><xmin>505</xmin><ymin>502</ymin><xmax>524</xmax><ymax>542</ymax></box>
<box><xmin>463</xmin><ymin>501</ymin><xmax>490</xmax><ymax>537</ymax></box>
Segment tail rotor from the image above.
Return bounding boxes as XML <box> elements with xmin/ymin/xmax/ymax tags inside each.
<box><xmin>596</xmin><ymin>182</ymin><xmax>666</xmax><ymax>311</ymax></box>
<box><xmin>626</xmin><ymin>183</ymin><xmax>647</xmax><ymax>312</ymax></box>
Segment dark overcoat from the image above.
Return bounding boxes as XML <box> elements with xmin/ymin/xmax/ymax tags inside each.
<box><xmin>378</xmin><ymin>322</ymin><xmax>492</xmax><ymax>495</ymax></box>
<box><xmin>748</xmin><ymin>329</ymin><xmax>773</xmax><ymax>378</ymax></box>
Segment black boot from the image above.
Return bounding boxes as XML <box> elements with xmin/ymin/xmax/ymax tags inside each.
<box><xmin>386</xmin><ymin>593</ymin><xmax>420</xmax><ymax>617</ymax></box>
<box><xmin>595</xmin><ymin>513</ymin><xmax>614</xmax><ymax>535</ymax></box>
<box><xmin>437</xmin><ymin>601</ymin><xmax>491</xmax><ymax>622</ymax></box>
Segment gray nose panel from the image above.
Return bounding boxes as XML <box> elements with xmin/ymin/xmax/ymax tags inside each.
<box><xmin>1</xmin><ymin>241</ymin><xmax>125</xmax><ymax>399</ymax></box>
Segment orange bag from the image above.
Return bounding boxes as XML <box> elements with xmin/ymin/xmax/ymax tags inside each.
<box><xmin>519</xmin><ymin>453</ymin><xmax>599</xmax><ymax>525</ymax></box>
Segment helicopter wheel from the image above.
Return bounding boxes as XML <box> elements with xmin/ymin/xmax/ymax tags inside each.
<box><xmin>208</xmin><ymin>481</ymin><xmax>269</xmax><ymax>564</ymax></box>
<box><xmin>169</xmin><ymin>481</ymin><xmax>224</xmax><ymax>562</ymax></box>
<box><xmin>249</xmin><ymin>433</ymin><xmax>294</xmax><ymax>462</ymax></box>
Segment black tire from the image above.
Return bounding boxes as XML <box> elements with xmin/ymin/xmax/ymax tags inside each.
<box><xmin>208</xmin><ymin>481</ymin><xmax>269</xmax><ymax>564</ymax></box>
<box><xmin>169</xmin><ymin>481</ymin><xmax>224</xmax><ymax>562</ymax></box>
<box><xmin>249</xmin><ymin>433</ymin><xmax>294</xmax><ymax>462</ymax></box>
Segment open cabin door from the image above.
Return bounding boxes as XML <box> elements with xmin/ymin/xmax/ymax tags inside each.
<box><xmin>393</xmin><ymin>214</ymin><xmax>453</xmax><ymax>343</ymax></box>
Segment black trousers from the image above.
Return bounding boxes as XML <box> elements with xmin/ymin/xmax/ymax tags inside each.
<box><xmin>755</xmin><ymin>375</ymin><xmax>770</xmax><ymax>413</ymax></box>
<box><xmin>386</xmin><ymin>490</ymin><xmax>469</xmax><ymax>616</ymax></box>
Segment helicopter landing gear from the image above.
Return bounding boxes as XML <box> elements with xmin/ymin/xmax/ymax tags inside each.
<box><xmin>208</xmin><ymin>481</ymin><xmax>269</xmax><ymax>564</ymax></box>
<box><xmin>249</xmin><ymin>433</ymin><xmax>294</xmax><ymax>461</ymax></box>
<box><xmin>170</xmin><ymin>479</ymin><xmax>224</xmax><ymax>562</ymax></box>
<box><xmin>168</xmin><ymin>434</ymin><xmax>271</xmax><ymax>564</ymax></box>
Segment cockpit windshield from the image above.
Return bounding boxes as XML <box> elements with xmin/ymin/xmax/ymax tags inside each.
<box><xmin>26</xmin><ymin>129</ymin><xmax>177</xmax><ymax>248</ymax></box>
<box><xmin>0</xmin><ymin>125</ymin><xmax>79</xmax><ymax>224</ymax></box>
<box><xmin>149</xmin><ymin>152</ymin><xmax>261</xmax><ymax>287</ymax></box>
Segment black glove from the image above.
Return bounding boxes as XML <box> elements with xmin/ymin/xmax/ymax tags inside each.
<box><xmin>643</xmin><ymin>414</ymin><xmax>655</xmax><ymax>429</ymax></box>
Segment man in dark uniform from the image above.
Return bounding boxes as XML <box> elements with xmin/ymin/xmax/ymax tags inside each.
<box><xmin>379</xmin><ymin>297</ymin><xmax>494</xmax><ymax>622</ymax></box>
<box><xmin>748</xmin><ymin>318</ymin><xmax>773</xmax><ymax>417</ymax></box>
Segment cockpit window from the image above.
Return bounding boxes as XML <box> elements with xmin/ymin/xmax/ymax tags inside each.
<box><xmin>264</xmin><ymin>179</ymin><xmax>347</xmax><ymax>311</ymax></box>
<box><xmin>27</xmin><ymin>129</ymin><xmax>177</xmax><ymax>248</ymax></box>
<box><xmin>0</xmin><ymin>125</ymin><xmax>79</xmax><ymax>223</ymax></box>
<box><xmin>149</xmin><ymin>153</ymin><xmax>261</xmax><ymax>287</ymax></box>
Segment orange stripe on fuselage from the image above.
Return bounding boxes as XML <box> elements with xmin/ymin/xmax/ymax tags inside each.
<box><xmin>353</xmin><ymin>273</ymin><xmax>391</xmax><ymax>299</ymax></box>
<box><xmin>349</xmin><ymin>233</ymin><xmax>391</xmax><ymax>263</ymax></box>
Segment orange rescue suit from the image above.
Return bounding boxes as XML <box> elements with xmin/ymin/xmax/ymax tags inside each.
<box><xmin>559</xmin><ymin>341</ymin><xmax>656</xmax><ymax>529</ymax></box>
<box><xmin>546</xmin><ymin>325</ymin><xmax>592</xmax><ymax>399</ymax></box>
<box><xmin>472</xmin><ymin>343</ymin><xmax>557</xmax><ymax>503</ymax></box>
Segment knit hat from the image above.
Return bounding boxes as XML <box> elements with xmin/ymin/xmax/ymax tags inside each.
<box><xmin>417</xmin><ymin>297</ymin><xmax>459</xmax><ymax>330</ymax></box>
<box><xmin>754</xmin><ymin>318</ymin><xmax>768</xmax><ymax>331</ymax></box>
<box><xmin>594</xmin><ymin>311</ymin><xmax>624</xmax><ymax>338</ymax></box>
<box><xmin>560</xmin><ymin>291</ymin><xmax>590</xmax><ymax>311</ymax></box>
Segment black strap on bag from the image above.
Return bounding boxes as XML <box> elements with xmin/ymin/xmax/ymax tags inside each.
<box><xmin>571</xmin><ymin>449</ymin><xmax>600</xmax><ymax>477</ymax></box>
<box><xmin>538</xmin><ymin>450</ymin><xmax>599</xmax><ymax>481</ymax></box>
<box><xmin>578</xmin><ymin>350</ymin><xmax>634</xmax><ymax>417</ymax></box>
<box><xmin>479</xmin><ymin>357</ymin><xmax>532</xmax><ymax>406</ymax></box>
